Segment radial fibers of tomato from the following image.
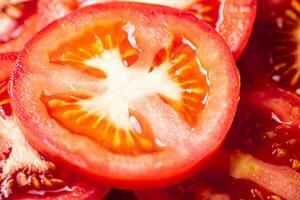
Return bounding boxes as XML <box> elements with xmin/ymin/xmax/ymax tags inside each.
<box><xmin>79</xmin><ymin>0</ymin><xmax>257</xmax><ymax>59</ymax></box>
<box><xmin>0</xmin><ymin>0</ymin><xmax>37</xmax><ymax>53</ymax></box>
<box><xmin>265</xmin><ymin>0</ymin><xmax>300</xmax><ymax>95</ymax></box>
<box><xmin>11</xmin><ymin>2</ymin><xmax>240</xmax><ymax>189</ymax></box>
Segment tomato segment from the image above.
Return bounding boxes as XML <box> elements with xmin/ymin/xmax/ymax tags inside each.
<box><xmin>11</xmin><ymin>2</ymin><xmax>239</xmax><ymax>188</ymax></box>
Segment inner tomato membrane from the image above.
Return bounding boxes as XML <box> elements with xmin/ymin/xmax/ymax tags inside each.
<box><xmin>0</xmin><ymin>0</ymin><xmax>36</xmax><ymax>43</ymax></box>
<box><xmin>42</xmin><ymin>20</ymin><xmax>209</xmax><ymax>155</ymax></box>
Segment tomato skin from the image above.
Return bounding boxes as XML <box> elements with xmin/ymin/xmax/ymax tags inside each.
<box><xmin>11</xmin><ymin>2</ymin><xmax>240</xmax><ymax>189</ymax></box>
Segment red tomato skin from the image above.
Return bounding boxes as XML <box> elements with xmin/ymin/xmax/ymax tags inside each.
<box><xmin>10</xmin><ymin>2</ymin><xmax>240</xmax><ymax>189</ymax></box>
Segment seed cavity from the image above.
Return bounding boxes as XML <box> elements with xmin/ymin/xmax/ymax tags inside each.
<box><xmin>0</xmin><ymin>116</ymin><xmax>66</xmax><ymax>198</ymax></box>
<box><xmin>270</xmin><ymin>0</ymin><xmax>300</xmax><ymax>93</ymax></box>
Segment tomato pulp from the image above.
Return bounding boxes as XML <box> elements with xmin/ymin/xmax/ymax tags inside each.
<box><xmin>10</xmin><ymin>2</ymin><xmax>240</xmax><ymax>189</ymax></box>
<box><xmin>0</xmin><ymin>54</ymin><xmax>109</xmax><ymax>199</ymax></box>
<box><xmin>79</xmin><ymin>0</ymin><xmax>257</xmax><ymax>59</ymax></box>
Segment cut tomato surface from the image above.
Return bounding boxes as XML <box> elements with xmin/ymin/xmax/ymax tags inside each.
<box><xmin>0</xmin><ymin>54</ymin><xmax>109</xmax><ymax>199</ymax></box>
<box><xmin>267</xmin><ymin>0</ymin><xmax>300</xmax><ymax>93</ymax></box>
<box><xmin>137</xmin><ymin>82</ymin><xmax>300</xmax><ymax>200</ymax></box>
<box><xmin>37</xmin><ymin>0</ymin><xmax>78</xmax><ymax>29</ymax></box>
<box><xmin>0</xmin><ymin>0</ymin><xmax>37</xmax><ymax>53</ymax></box>
<box><xmin>79</xmin><ymin>0</ymin><xmax>257</xmax><ymax>59</ymax></box>
<box><xmin>10</xmin><ymin>2</ymin><xmax>240</xmax><ymax>188</ymax></box>
<box><xmin>240</xmin><ymin>0</ymin><xmax>300</xmax><ymax>96</ymax></box>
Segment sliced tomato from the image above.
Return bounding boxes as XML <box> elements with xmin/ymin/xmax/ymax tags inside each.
<box><xmin>0</xmin><ymin>54</ymin><xmax>110</xmax><ymax>199</ymax></box>
<box><xmin>237</xmin><ymin>0</ymin><xmax>300</xmax><ymax>91</ymax></box>
<box><xmin>136</xmin><ymin>82</ymin><xmax>300</xmax><ymax>199</ymax></box>
<box><xmin>10</xmin><ymin>2</ymin><xmax>240</xmax><ymax>188</ymax></box>
<box><xmin>0</xmin><ymin>0</ymin><xmax>37</xmax><ymax>53</ymax></box>
<box><xmin>37</xmin><ymin>0</ymin><xmax>78</xmax><ymax>29</ymax></box>
<box><xmin>79</xmin><ymin>0</ymin><xmax>257</xmax><ymax>59</ymax></box>
<box><xmin>255</xmin><ymin>0</ymin><xmax>300</xmax><ymax>95</ymax></box>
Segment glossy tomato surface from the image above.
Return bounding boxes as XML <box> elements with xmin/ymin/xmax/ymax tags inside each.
<box><xmin>78</xmin><ymin>0</ymin><xmax>257</xmax><ymax>59</ymax></box>
<box><xmin>0</xmin><ymin>54</ymin><xmax>109</xmax><ymax>199</ymax></box>
<box><xmin>136</xmin><ymin>82</ymin><xmax>300</xmax><ymax>200</ymax></box>
<box><xmin>10</xmin><ymin>2</ymin><xmax>240</xmax><ymax>189</ymax></box>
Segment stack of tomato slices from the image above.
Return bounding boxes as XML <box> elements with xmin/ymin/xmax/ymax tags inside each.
<box><xmin>2</xmin><ymin>0</ymin><xmax>300</xmax><ymax>199</ymax></box>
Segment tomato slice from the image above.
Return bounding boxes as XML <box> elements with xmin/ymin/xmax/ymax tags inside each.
<box><xmin>37</xmin><ymin>0</ymin><xmax>78</xmax><ymax>29</ymax></box>
<box><xmin>267</xmin><ymin>0</ymin><xmax>300</xmax><ymax>93</ymax></box>
<box><xmin>79</xmin><ymin>0</ymin><xmax>257</xmax><ymax>59</ymax></box>
<box><xmin>10</xmin><ymin>2</ymin><xmax>240</xmax><ymax>188</ymax></box>
<box><xmin>0</xmin><ymin>0</ymin><xmax>37</xmax><ymax>53</ymax></box>
<box><xmin>137</xmin><ymin>83</ymin><xmax>300</xmax><ymax>199</ymax></box>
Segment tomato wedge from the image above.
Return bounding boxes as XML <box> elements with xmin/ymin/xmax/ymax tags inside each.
<box><xmin>79</xmin><ymin>0</ymin><xmax>257</xmax><ymax>59</ymax></box>
<box><xmin>11</xmin><ymin>2</ymin><xmax>240</xmax><ymax>189</ymax></box>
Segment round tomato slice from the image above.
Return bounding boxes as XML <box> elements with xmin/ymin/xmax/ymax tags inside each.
<box><xmin>79</xmin><ymin>0</ymin><xmax>257</xmax><ymax>59</ymax></box>
<box><xmin>0</xmin><ymin>0</ymin><xmax>37</xmax><ymax>53</ymax></box>
<box><xmin>11</xmin><ymin>2</ymin><xmax>240</xmax><ymax>189</ymax></box>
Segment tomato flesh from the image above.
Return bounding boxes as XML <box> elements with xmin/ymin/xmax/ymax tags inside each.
<box><xmin>79</xmin><ymin>0</ymin><xmax>257</xmax><ymax>59</ymax></box>
<box><xmin>11</xmin><ymin>2</ymin><xmax>239</xmax><ymax>188</ymax></box>
<box><xmin>0</xmin><ymin>54</ymin><xmax>109</xmax><ymax>199</ymax></box>
<box><xmin>40</xmin><ymin>22</ymin><xmax>209</xmax><ymax>154</ymax></box>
